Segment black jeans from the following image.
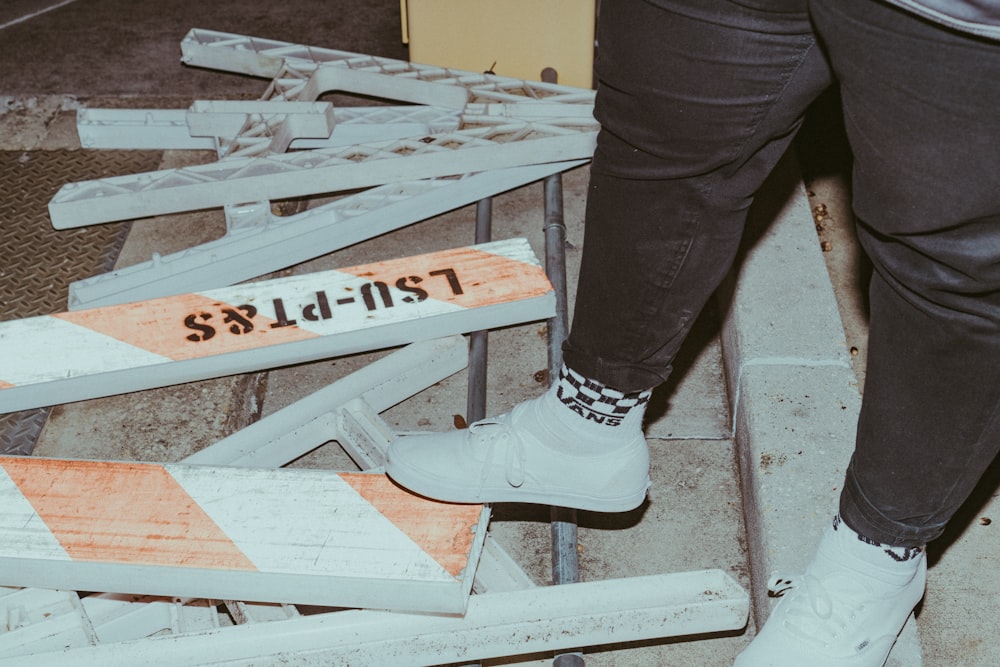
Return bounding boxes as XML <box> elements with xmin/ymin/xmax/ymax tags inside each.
<box><xmin>562</xmin><ymin>0</ymin><xmax>1000</xmax><ymax>546</ymax></box>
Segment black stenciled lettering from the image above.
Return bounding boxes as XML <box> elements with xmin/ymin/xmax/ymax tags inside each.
<box><xmin>222</xmin><ymin>305</ymin><xmax>257</xmax><ymax>335</ymax></box>
<box><xmin>361</xmin><ymin>281</ymin><xmax>394</xmax><ymax>311</ymax></box>
<box><xmin>429</xmin><ymin>268</ymin><xmax>464</xmax><ymax>295</ymax></box>
<box><xmin>395</xmin><ymin>276</ymin><xmax>429</xmax><ymax>303</ymax></box>
<box><xmin>302</xmin><ymin>291</ymin><xmax>333</xmax><ymax>321</ymax></box>
<box><xmin>270</xmin><ymin>298</ymin><xmax>297</xmax><ymax>328</ymax></box>
<box><xmin>184</xmin><ymin>312</ymin><xmax>215</xmax><ymax>342</ymax></box>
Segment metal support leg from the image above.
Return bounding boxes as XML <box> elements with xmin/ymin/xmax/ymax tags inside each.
<box><xmin>467</xmin><ymin>198</ymin><xmax>493</xmax><ymax>425</ymax></box>
<box><xmin>545</xmin><ymin>172</ymin><xmax>585</xmax><ymax>667</ymax></box>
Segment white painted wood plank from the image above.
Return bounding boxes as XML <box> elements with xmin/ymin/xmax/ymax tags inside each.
<box><xmin>184</xmin><ymin>100</ymin><xmax>334</xmax><ymax>138</ymax></box>
<box><xmin>82</xmin><ymin>595</ymin><xmax>222</xmax><ymax>644</ymax></box>
<box><xmin>184</xmin><ymin>336</ymin><xmax>466</xmax><ymax>468</ymax></box>
<box><xmin>178</xmin><ymin>29</ymin><xmax>596</xmax><ymax>111</ymax></box>
<box><xmin>5</xmin><ymin>571</ymin><xmax>748</xmax><ymax>666</ymax></box>
<box><xmin>0</xmin><ymin>587</ymin><xmax>96</xmax><ymax>656</ymax></box>
<box><xmin>67</xmin><ymin>161</ymin><xmax>584</xmax><ymax>309</ymax></box>
<box><xmin>49</xmin><ymin>128</ymin><xmax>594</xmax><ymax>227</ymax></box>
<box><xmin>0</xmin><ymin>457</ymin><xmax>488</xmax><ymax>614</ymax></box>
<box><xmin>76</xmin><ymin>105</ymin><xmax>460</xmax><ymax>151</ymax></box>
<box><xmin>54</xmin><ymin>31</ymin><xmax>597</xmax><ymax>230</ymax></box>
<box><xmin>0</xmin><ymin>239</ymin><xmax>553</xmax><ymax>412</ymax></box>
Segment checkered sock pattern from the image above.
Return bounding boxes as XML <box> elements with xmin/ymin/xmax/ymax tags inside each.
<box><xmin>833</xmin><ymin>514</ymin><xmax>925</xmax><ymax>564</ymax></box>
<box><xmin>554</xmin><ymin>365</ymin><xmax>651</xmax><ymax>430</ymax></box>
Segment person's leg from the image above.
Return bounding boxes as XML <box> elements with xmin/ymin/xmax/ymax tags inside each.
<box><xmin>387</xmin><ymin>0</ymin><xmax>831</xmax><ymax>510</ymax></box>
<box><xmin>826</xmin><ymin>2</ymin><xmax>1000</xmax><ymax>549</ymax></box>
<box><xmin>737</xmin><ymin>1</ymin><xmax>1000</xmax><ymax>664</ymax></box>
<box><xmin>564</xmin><ymin>0</ymin><xmax>831</xmax><ymax>392</ymax></box>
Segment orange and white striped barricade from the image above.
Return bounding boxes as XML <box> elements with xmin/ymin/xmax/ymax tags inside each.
<box><xmin>0</xmin><ymin>334</ymin><xmax>539</xmax><ymax>655</ymax></box>
<box><xmin>0</xmin><ymin>456</ymin><xmax>488</xmax><ymax>615</ymax></box>
<box><xmin>0</xmin><ymin>238</ymin><xmax>553</xmax><ymax>413</ymax></box>
<box><xmin>0</xmin><ymin>337</ymin><xmax>472</xmax><ymax>653</ymax></box>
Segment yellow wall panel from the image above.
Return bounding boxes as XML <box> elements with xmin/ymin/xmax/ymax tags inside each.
<box><xmin>402</xmin><ymin>0</ymin><xmax>595</xmax><ymax>88</ymax></box>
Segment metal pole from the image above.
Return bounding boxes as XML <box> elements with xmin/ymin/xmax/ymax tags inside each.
<box><xmin>467</xmin><ymin>198</ymin><xmax>493</xmax><ymax>424</ymax></box>
<box><xmin>545</xmin><ymin>172</ymin><xmax>585</xmax><ymax>667</ymax></box>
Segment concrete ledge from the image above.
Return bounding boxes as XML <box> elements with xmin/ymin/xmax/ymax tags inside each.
<box><xmin>718</xmin><ymin>153</ymin><xmax>922</xmax><ymax>665</ymax></box>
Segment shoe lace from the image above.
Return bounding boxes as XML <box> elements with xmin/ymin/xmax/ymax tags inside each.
<box><xmin>469</xmin><ymin>418</ymin><xmax>526</xmax><ymax>489</ymax></box>
<box><xmin>767</xmin><ymin>572</ymin><xmax>867</xmax><ymax>648</ymax></box>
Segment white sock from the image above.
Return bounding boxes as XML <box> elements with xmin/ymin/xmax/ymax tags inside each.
<box><xmin>541</xmin><ymin>364</ymin><xmax>651</xmax><ymax>441</ymax></box>
<box><xmin>833</xmin><ymin>514</ymin><xmax>925</xmax><ymax>567</ymax></box>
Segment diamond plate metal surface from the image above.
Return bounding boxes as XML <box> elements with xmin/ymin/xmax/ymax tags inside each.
<box><xmin>0</xmin><ymin>149</ymin><xmax>163</xmax><ymax>453</ymax></box>
<box><xmin>0</xmin><ymin>408</ymin><xmax>49</xmax><ymax>456</ymax></box>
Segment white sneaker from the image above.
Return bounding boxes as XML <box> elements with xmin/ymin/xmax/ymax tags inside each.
<box><xmin>734</xmin><ymin>520</ymin><xmax>926</xmax><ymax>667</ymax></box>
<box><xmin>385</xmin><ymin>393</ymin><xmax>650</xmax><ymax>512</ymax></box>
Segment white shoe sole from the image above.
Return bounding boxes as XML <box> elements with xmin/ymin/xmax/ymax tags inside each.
<box><xmin>386</xmin><ymin>460</ymin><xmax>650</xmax><ymax>512</ymax></box>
